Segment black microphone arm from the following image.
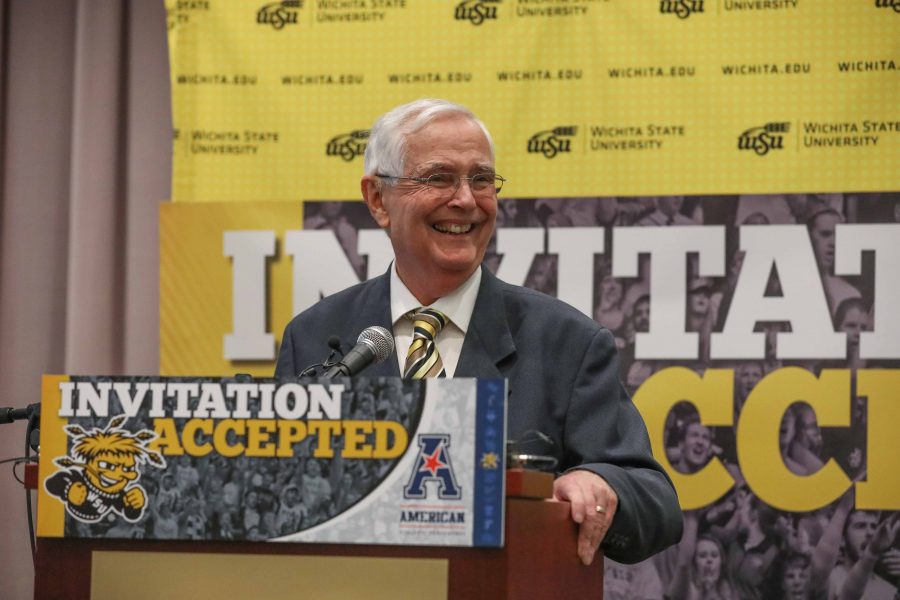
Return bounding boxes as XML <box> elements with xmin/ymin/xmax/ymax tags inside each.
<box><xmin>323</xmin><ymin>326</ymin><xmax>394</xmax><ymax>378</ymax></box>
<box><xmin>0</xmin><ymin>403</ymin><xmax>40</xmax><ymax>425</ymax></box>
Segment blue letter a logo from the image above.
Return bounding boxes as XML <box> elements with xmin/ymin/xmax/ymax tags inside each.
<box><xmin>404</xmin><ymin>434</ymin><xmax>462</xmax><ymax>500</ymax></box>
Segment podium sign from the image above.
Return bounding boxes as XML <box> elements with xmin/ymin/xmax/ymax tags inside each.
<box><xmin>37</xmin><ymin>376</ymin><xmax>507</xmax><ymax>548</ymax></box>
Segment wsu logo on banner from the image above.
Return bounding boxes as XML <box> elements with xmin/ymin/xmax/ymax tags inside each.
<box><xmin>257</xmin><ymin>0</ymin><xmax>303</xmax><ymax>30</ymax></box>
<box><xmin>875</xmin><ymin>0</ymin><xmax>900</xmax><ymax>12</ymax></box>
<box><xmin>455</xmin><ymin>0</ymin><xmax>501</xmax><ymax>25</ymax></box>
<box><xmin>660</xmin><ymin>0</ymin><xmax>705</xmax><ymax>18</ymax></box>
<box><xmin>528</xmin><ymin>126</ymin><xmax>577</xmax><ymax>159</ymax></box>
<box><xmin>44</xmin><ymin>415</ymin><xmax>165</xmax><ymax>524</ymax></box>
<box><xmin>326</xmin><ymin>129</ymin><xmax>369</xmax><ymax>162</ymax></box>
<box><xmin>738</xmin><ymin>122</ymin><xmax>790</xmax><ymax>156</ymax></box>
<box><xmin>404</xmin><ymin>434</ymin><xmax>462</xmax><ymax>500</ymax></box>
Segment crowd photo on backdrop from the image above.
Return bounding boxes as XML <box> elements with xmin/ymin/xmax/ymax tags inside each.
<box><xmin>298</xmin><ymin>146</ymin><xmax>900</xmax><ymax>598</ymax></box>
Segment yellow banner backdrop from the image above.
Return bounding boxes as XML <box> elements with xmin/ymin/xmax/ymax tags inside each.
<box><xmin>163</xmin><ymin>4</ymin><xmax>900</xmax><ymax>598</ymax></box>
<box><xmin>167</xmin><ymin>0</ymin><xmax>900</xmax><ymax>201</ymax></box>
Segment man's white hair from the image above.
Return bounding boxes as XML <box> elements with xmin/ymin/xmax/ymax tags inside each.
<box><xmin>363</xmin><ymin>98</ymin><xmax>495</xmax><ymax>178</ymax></box>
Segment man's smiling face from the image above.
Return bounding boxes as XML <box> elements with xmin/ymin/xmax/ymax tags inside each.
<box><xmin>682</xmin><ymin>422</ymin><xmax>712</xmax><ymax>469</ymax></box>
<box><xmin>365</xmin><ymin>113</ymin><xmax>497</xmax><ymax>304</ymax></box>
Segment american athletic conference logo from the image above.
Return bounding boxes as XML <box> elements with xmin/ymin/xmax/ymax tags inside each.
<box><xmin>660</xmin><ymin>0</ymin><xmax>705</xmax><ymax>18</ymax></box>
<box><xmin>404</xmin><ymin>434</ymin><xmax>462</xmax><ymax>500</ymax></box>
<box><xmin>875</xmin><ymin>0</ymin><xmax>900</xmax><ymax>12</ymax></box>
<box><xmin>257</xmin><ymin>0</ymin><xmax>303</xmax><ymax>30</ymax></box>
<box><xmin>528</xmin><ymin>126</ymin><xmax>577</xmax><ymax>159</ymax></box>
<box><xmin>455</xmin><ymin>0</ymin><xmax>501</xmax><ymax>25</ymax></box>
<box><xmin>738</xmin><ymin>122</ymin><xmax>790</xmax><ymax>156</ymax></box>
<box><xmin>326</xmin><ymin>129</ymin><xmax>369</xmax><ymax>162</ymax></box>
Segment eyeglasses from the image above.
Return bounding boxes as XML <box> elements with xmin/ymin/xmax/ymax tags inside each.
<box><xmin>376</xmin><ymin>172</ymin><xmax>506</xmax><ymax>196</ymax></box>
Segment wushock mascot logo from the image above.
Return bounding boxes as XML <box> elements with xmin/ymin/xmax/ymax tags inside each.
<box><xmin>404</xmin><ymin>434</ymin><xmax>462</xmax><ymax>500</ymax></box>
<box><xmin>44</xmin><ymin>415</ymin><xmax>165</xmax><ymax>523</ymax></box>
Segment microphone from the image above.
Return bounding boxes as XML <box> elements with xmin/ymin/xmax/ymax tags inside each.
<box><xmin>325</xmin><ymin>335</ymin><xmax>344</xmax><ymax>364</ymax></box>
<box><xmin>323</xmin><ymin>326</ymin><xmax>394</xmax><ymax>378</ymax></box>
<box><xmin>0</xmin><ymin>403</ymin><xmax>39</xmax><ymax>425</ymax></box>
<box><xmin>298</xmin><ymin>335</ymin><xmax>348</xmax><ymax>377</ymax></box>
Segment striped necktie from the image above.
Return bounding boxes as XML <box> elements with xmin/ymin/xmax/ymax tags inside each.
<box><xmin>403</xmin><ymin>308</ymin><xmax>448</xmax><ymax>379</ymax></box>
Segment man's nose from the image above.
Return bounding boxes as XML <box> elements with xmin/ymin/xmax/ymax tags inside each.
<box><xmin>447</xmin><ymin>179</ymin><xmax>477</xmax><ymax>208</ymax></box>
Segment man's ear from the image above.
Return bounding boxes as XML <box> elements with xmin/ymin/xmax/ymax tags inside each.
<box><xmin>361</xmin><ymin>175</ymin><xmax>390</xmax><ymax>229</ymax></box>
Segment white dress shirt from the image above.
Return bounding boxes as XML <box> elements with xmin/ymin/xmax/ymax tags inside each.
<box><xmin>389</xmin><ymin>265</ymin><xmax>482</xmax><ymax>377</ymax></box>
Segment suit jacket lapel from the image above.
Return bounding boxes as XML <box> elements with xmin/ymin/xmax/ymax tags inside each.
<box><xmin>456</xmin><ymin>269</ymin><xmax>516</xmax><ymax>379</ymax></box>
<box><xmin>349</xmin><ymin>271</ymin><xmax>401</xmax><ymax>378</ymax></box>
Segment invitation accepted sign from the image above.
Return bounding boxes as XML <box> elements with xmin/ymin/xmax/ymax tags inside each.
<box><xmin>36</xmin><ymin>376</ymin><xmax>507</xmax><ymax>547</ymax></box>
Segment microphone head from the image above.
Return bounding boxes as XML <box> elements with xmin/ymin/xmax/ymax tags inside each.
<box><xmin>357</xmin><ymin>326</ymin><xmax>394</xmax><ymax>364</ymax></box>
<box><xmin>327</xmin><ymin>335</ymin><xmax>343</xmax><ymax>352</ymax></box>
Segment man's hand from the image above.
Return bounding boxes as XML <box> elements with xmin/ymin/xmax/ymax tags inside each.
<box><xmin>553</xmin><ymin>470</ymin><xmax>618</xmax><ymax>566</ymax></box>
<box><xmin>881</xmin><ymin>548</ymin><xmax>900</xmax><ymax>578</ymax></box>
<box><xmin>866</xmin><ymin>513</ymin><xmax>900</xmax><ymax>559</ymax></box>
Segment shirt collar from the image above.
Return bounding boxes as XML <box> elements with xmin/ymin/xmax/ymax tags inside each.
<box><xmin>390</xmin><ymin>265</ymin><xmax>482</xmax><ymax>334</ymax></box>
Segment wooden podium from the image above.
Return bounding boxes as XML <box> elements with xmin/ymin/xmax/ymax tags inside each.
<box><xmin>32</xmin><ymin>469</ymin><xmax>603</xmax><ymax>600</ymax></box>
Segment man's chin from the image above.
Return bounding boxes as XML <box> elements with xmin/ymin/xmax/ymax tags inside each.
<box><xmin>430</xmin><ymin>250</ymin><xmax>482</xmax><ymax>275</ymax></box>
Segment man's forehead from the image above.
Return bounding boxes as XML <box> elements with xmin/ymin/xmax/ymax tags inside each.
<box><xmin>404</xmin><ymin>116</ymin><xmax>493</xmax><ymax>163</ymax></box>
<box><xmin>848</xmin><ymin>511</ymin><xmax>878</xmax><ymax>524</ymax></box>
<box><xmin>686</xmin><ymin>423</ymin><xmax>710</xmax><ymax>436</ymax></box>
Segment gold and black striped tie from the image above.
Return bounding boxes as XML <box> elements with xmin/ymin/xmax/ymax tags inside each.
<box><xmin>403</xmin><ymin>308</ymin><xmax>448</xmax><ymax>379</ymax></box>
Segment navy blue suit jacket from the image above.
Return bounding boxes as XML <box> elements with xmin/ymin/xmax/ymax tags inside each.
<box><xmin>275</xmin><ymin>268</ymin><xmax>682</xmax><ymax>563</ymax></box>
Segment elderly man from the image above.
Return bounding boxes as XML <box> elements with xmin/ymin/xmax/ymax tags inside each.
<box><xmin>275</xmin><ymin>99</ymin><xmax>682</xmax><ymax>565</ymax></box>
